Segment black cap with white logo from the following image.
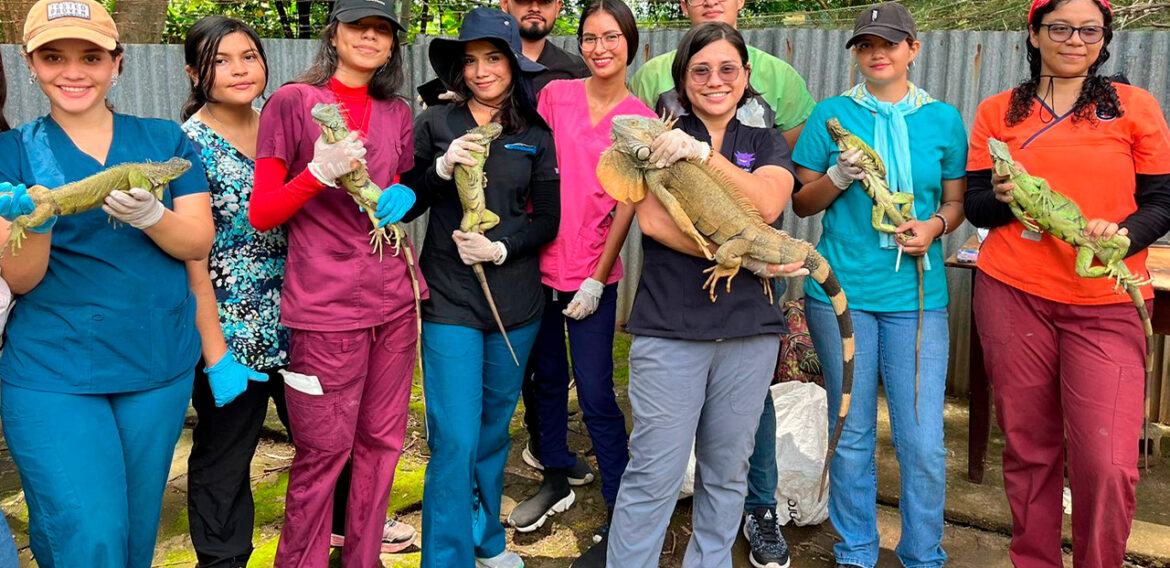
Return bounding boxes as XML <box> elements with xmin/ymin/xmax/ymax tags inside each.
<box><xmin>845</xmin><ymin>2</ymin><xmax>917</xmax><ymax>48</ymax></box>
<box><xmin>329</xmin><ymin>0</ymin><xmax>404</xmax><ymax>33</ymax></box>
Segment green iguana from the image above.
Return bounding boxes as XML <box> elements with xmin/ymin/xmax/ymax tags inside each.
<box><xmin>989</xmin><ymin>138</ymin><xmax>1154</xmax><ymax>464</ymax></box>
<box><xmin>454</xmin><ymin>122</ymin><xmax>518</xmax><ymax>366</ymax></box>
<box><xmin>826</xmin><ymin>118</ymin><xmax>927</xmax><ymax>423</ymax></box>
<box><xmin>598</xmin><ymin>115</ymin><xmax>855</xmax><ymax>498</ymax></box>
<box><xmin>310</xmin><ymin>103</ymin><xmax>424</xmax><ymax>381</ymax></box>
<box><xmin>1</xmin><ymin>157</ymin><xmax>191</xmax><ymax>256</ymax></box>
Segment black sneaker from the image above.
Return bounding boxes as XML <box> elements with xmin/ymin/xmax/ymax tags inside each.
<box><xmin>591</xmin><ymin>519</ymin><xmax>609</xmax><ymax>544</ymax></box>
<box><xmin>742</xmin><ymin>507</ymin><xmax>791</xmax><ymax>568</ymax></box>
<box><xmin>507</xmin><ymin>471</ymin><xmax>575</xmax><ymax>533</ymax></box>
<box><xmin>570</xmin><ymin>533</ymin><xmax>607</xmax><ymax>568</ymax></box>
<box><xmin>521</xmin><ymin>441</ymin><xmax>595</xmax><ymax>486</ymax></box>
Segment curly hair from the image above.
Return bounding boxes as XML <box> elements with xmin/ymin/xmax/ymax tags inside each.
<box><xmin>1005</xmin><ymin>0</ymin><xmax>1122</xmax><ymax>126</ymax></box>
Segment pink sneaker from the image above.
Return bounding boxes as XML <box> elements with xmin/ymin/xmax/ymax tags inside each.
<box><xmin>330</xmin><ymin>519</ymin><xmax>416</xmax><ymax>553</ymax></box>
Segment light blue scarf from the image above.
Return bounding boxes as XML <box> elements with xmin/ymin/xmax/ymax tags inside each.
<box><xmin>843</xmin><ymin>82</ymin><xmax>934</xmax><ymax>253</ymax></box>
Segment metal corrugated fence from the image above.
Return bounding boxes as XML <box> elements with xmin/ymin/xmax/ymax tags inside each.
<box><xmin>3</xmin><ymin>29</ymin><xmax>1170</xmax><ymax>414</ymax></box>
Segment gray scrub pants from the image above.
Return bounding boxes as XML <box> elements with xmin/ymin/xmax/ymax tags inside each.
<box><xmin>607</xmin><ymin>334</ymin><xmax>779</xmax><ymax>568</ymax></box>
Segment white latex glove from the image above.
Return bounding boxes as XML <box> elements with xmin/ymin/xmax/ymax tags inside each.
<box><xmin>741</xmin><ymin>257</ymin><xmax>810</xmax><ymax>278</ymax></box>
<box><xmin>563</xmin><ymin>277</ymin><xmax>604</xmax><ymax>320</ymax></box>
<box><xmin>436</xmin><ymin>133</ymin><xmax>485</xmax><ymax>181</ymax></box>
<box><xmin>826</xmin><ymin>147</ymin><xmax>865</xmax><ymax>190</ymax></box>
<box><xmin>452</xmin><ymin>230</ymin><xmax>506</xmax><ymax>265</ymax></box>
<box><xmin>102</xmin><ymin>188</ymin><xmax>165</xmax><ymax>229</ymax></box>
<box><xmin>307</xmin><ymin>132</ymin><xmax>366</xmax><ymax>187</ymax></box>
<box><xmin>648</xmin><ymin>129</ymin><xmax>711</xmax><ymax>168</ymax></box>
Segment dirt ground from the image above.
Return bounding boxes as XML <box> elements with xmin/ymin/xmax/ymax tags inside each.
<box><xmin>1</xmin><ymin>332</ymin><xmax>1167</xmax><ymax>567</ymax></box>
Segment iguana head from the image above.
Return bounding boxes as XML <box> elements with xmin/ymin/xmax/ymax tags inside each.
<box><xmin>825</xmin><ymin>118</ymin><xmax>886</xmax><ymax>178</ymax></box>
<box><xmin>310</xmin><ymin>103</ymin><xmax>347</xmax><ymax>131</ymax></box>
<box><xmin>127</xmin><ymin>157</ymin><xmax>192</xmax><ymax>198</ymax></box>
<box><xmin>987</xmin><ymin>138</ymin><xmax>1015</xmax><ymax>177</ymax></box>
<box><xmin>467</xmin><ymin>122</ymin><xmax>503</xmax><ymax>145</ymax></box>
<box><xmin>609</xmin><ymin>115</ymin><xmax>673</xmax><ymax>167</ymax></box>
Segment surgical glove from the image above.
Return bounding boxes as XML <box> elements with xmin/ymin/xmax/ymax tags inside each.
<box><xmin>741</xmin><ymin>257</ymin><xmax>810</xmax><ymax>278</ymax></box>
<box><xmin>0</xmin><ymin>183</ymin><xmax>55</xmax><ymax>232</ymax></box>
<box><xmin>826</xmin><ymin>147</ymin><xmax>865</xmax><ymax>190</ymax></box>
<box><xmin>648</xmin><ymin>129</ymin><xmax>711</xmax><ymax>168</ymax></box>
<box><xmin>102</xmin><ymin>187</ymin><xmax>165</xmax><ymax>230</ymax></box>
<box><xmin>307</xmin><ymin>132</ymin><xmax>366</xmax><ymax>187</ymax></box>
<box><xmin>375</xmin><ymin>183</ymin><xmax>417</xmax><ymax>227</ymax></box>
<box><xmin>435</xmin><ymin>133</ymin><xmax>485</xmax><ymax>180</ymax></box>
<box><xmin>563</xmin><ymin>277</ymin><xmax>604</xmax><ymax>320</ymax></box>
<box><xmin>205</xmin><ymin>350</ymin><xmax>268</xmax><ymax>408</ymax></box>
<box><xmin>452</xmin><ymin>230</ymin><xmax>506</xmax><ymax>265</ymax></box>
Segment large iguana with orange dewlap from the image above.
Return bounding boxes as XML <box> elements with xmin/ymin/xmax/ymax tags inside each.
<box><xmin>596</xmin><ymin>114</ymin><xmax>855</xmax><ymax>498</ymax></box>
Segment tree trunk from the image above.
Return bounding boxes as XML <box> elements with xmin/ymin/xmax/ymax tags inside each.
<box><xmin>274</xmin><ymin>1</ymin><xmax>295</xmax><ymax>38</ymax></box>
<box><xmin>395</xmin><ymin>0</ymin><xmax>411</xmax><ymax>34</ymax></box>
<box><xmin>296</xmin><ymin>1</ymin><xmax>312</xmax><ymax>39</ymax></box>
<box><xmin>112</xmin><ymin>0</ymin><xmax>168</xmax><ymax>43</ymax></box>
<box><xmin>1</xmin><ymin>0</ymin><xmax>38</xmax><ymax>45</ymax></box>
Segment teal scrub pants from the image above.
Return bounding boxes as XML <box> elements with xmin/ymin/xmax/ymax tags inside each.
<box><xmin>420</xmin><ymin>320</ymin><xmax>540</xmax><ymax>568</ymax></box>
<box><xmin>0</xmin><ymin>375</ymin><xmax>193</xmax><ymax>568</ymax></box>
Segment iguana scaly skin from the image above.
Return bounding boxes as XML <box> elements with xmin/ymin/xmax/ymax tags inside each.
<box><xmin>826</xmin><ymin>119</ymin><xmax>926</xmax><ymax>423</ymax></box>
<box><xmin>989</xmin><ymin>138</ymin><xmax>1154</xmax><ymax>459</ymax></box>
<box><xmin>598</xmin><ymin>115</ymin><xmax>856</xmax><ymax>498</ymax></box>
<box><xmin>2</xmin><ymin>157</ymin><xmax>191</xmax><ymax>256</ymax></box>
<box><xmin>454</xmin><ymin>122</ymin><xmax>518</xmax><ymax>365</ymax></box>
<box><xmin>309</xmin><ymin>103</ymin><xmax>425</xmax><ymax>383</ymax></box>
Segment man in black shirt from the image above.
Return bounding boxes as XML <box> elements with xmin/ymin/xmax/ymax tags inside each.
<box><xmin>501</xmin><ymin>0</ymin><xmax>591</xmax><ymax>91</ymax></box>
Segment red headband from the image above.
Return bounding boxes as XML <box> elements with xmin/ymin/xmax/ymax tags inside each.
<box><xmin>1028</xmin><ymin>0</ymin><xmax>1112</xmax><ymax>25</ymax></box>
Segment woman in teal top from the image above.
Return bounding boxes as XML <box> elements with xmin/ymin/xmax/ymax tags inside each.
<box><xmin>0</xmin><ymin>2</ymin><xmax>212</xmax><ymax>566</ymax></box>
<box><xmin>790</xmin><ymin>4</ymin><xmax>966</xmax><ymax>568</ymax></box>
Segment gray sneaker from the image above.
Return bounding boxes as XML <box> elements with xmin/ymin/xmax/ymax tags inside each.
<box><xmin>742</xmin><ymin>507</ymin><xmax>791</xmax><ymax>568</ymax></box>
<box><xmin>476</xmin><ymin>551</ymin><xmax>524</xmax><ymax>568</ymax></box>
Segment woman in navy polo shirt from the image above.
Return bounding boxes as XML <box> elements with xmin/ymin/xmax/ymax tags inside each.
<box><xmin>0</xmin><ymin>1</ymin><xmax>212</xmax><ymax>565</ymax></box>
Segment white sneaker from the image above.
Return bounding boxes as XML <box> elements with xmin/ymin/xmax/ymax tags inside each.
<box><xmin>476</xmin><ymin>551</ymin><xmax>525</xmax><ymax>568</ymax></box>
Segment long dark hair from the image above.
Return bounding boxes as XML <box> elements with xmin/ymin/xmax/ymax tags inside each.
<box><xmin>1005</xmin><ymin>0</ymin><xmax>1121</xmax><ymax>126</ymax></box>
<box><xmin>0</xmin><ymin>55</ymin><xmax>9</xmax><ymax>132</ymax></box>
<box><xmin>577</xmin><ymin>0</ymin><xmax>639</xmax><ymax>66</ymax></box>
<box><xmin>670</xmin><ymin>22</ymin><xmax>761</xmax><ymax>113</ymax></box>
<box><xmin>451</xmin><ymin>39</ymin><xmax>534</xmax><ymax>135</ymax></box>
<box><xmin>182</xmin><ymin>16</ymin><xmax>268</xmax><ymax>121</ymax></box>
<box><xmin>293</xmin><ymin>21</ymin><xmax>404</xmax><ymax>100</ymax></box>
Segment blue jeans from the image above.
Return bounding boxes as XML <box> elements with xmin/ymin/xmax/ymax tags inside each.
<box><xmin>419</xmin><ymin>320</ymin><xmax>540</xmax><ymax>568</ymax></box>
<box><xmin>529</xmin><ymin>284</ymin><xmax>628</xmax><ymax>508</ymax></box>
<box><xmin>744</xmin><ymin>393</ymin><xmax>777</xmax><ymax>512</ymax></box>
<box><xmin>805</xmin><ymin>298</ymin><xmax>948</xmax><ymax>568</ymax></box>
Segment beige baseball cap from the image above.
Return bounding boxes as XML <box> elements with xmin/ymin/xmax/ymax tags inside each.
<box><xmin>23</xmin><ymin>0</ymin><xmax>119</xmax><ymax>53</ymax></box>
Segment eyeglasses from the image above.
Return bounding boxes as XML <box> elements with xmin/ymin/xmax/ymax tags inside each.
<box><xmin>1039</xmin><ymin>23</ymin><xmax>1106</xmax><ymax>44</ymax></box>
<box><xmin>581</xmin><ymin>32</ymin><xmax>623</xmax><ymax>52</ymax></box>
<box><xmin>687</xmin><ymin>63</ymin><xmax>743</xmax><ymax>85</ymax></box>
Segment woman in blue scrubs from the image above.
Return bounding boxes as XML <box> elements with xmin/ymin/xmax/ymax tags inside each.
<box><xmin>0</xmin><ymin>1</ymin><xmax>213</xmax><ymax>566</ymax></box>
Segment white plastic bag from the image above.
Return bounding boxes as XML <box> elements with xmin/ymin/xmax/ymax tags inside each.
<box><xmin>771</xmin><ymin>381</ymin><xmax>829</xmax><ymax>526</ymax></box>
<box><xmin>677</xmin><ymin>381</ymin><xmax>830</xmax><ymax>528</ymax></box>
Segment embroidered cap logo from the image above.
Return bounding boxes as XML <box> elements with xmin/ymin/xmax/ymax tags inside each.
<box><xmin>872</xmin><ymin>9</ymin><xmax>879</xmax><ymax>21</ymax></box>
<box><xmin>47</xmin><ymin>1</ymin><xmax>92</xmax><ymax>20</ymax></box>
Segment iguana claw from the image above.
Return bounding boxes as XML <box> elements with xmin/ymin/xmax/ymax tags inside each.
<box><xmin>701</xmin><ymin>263</ymin><xmax>740</xmax><ymax>302</ymax></box>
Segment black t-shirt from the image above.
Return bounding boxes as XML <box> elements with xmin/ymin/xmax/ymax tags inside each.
<box><xmin>402</xmin><ymin>104</ymin><xmax>560</xmax><ymax>330</ymax></box>
<box><xmin>532</xmin><ymin>41</ymin><xmax>591</xmax><ymax>92</ymax></box>
<box><xmin>625</xmin><ymin>114</ymin><xmax>794</xmax><ymax>340</ymax></box>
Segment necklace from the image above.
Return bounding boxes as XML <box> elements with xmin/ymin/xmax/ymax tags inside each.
<box><xmin>330</xmin><ymin>83</ymin><xmax>373</xmax><ymax>135</ymax></box>
<box><xmin>201</xmin><ymin>105</ymin><xmax>259</xmax><ymax>160</ymax></box>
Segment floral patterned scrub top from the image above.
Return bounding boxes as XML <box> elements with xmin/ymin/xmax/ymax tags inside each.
<box><xmin>183</xmin><ymin>117</ymin><xmax>289</xmax><ymax>369</ymax></box>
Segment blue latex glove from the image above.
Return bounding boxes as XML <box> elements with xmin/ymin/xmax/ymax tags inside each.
<box><xmin>0</xmin><ymin>183</ymin><xmax>56</xmax><ymax>233</ymax></box>
<box><xmin>204</xmin><ymin>350</ymin><xmax>268</xmax><ymax>407</ymax></box>
<box><xmin>374</xmin><ymin>183</ymin><xmax>417</xmax><ymax>228</ymax></box>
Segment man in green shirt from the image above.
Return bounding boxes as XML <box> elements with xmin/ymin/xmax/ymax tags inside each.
<box><xmin>630</xmin><ymin>0</ymin><xmax>813</xmax><ymax>149</ymax></box>
<box><xmin>628</xmin><ymin>2</ymin><xmax>814</xmax><ymax>567</ymax></box>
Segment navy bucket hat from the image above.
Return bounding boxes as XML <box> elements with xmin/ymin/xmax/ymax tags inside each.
<box><xmin>428</xmin><ymin>7</ymin><xmax>546</xmax><ymax>91</ymax></box>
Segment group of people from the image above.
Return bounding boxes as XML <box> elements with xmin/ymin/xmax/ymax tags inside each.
<box><xmin>0</xmin><ymin>0</ymin><xmax>1164</xmax><ymax>567</ymax></box>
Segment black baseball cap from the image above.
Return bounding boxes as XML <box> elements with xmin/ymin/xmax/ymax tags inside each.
<box><xmin>845</xmin><ymin>2</ymin><xmax>917</xmax><ymax>48</ymax></box>
<box><xmin>330</xmin><ymin>0</ymin><xmax>404</xmax><ymax>33</ymax></box>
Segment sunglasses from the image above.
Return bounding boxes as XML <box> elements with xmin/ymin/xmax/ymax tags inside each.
<box><xmin>687</xmin><ymin>63</ymin><xmax>743</xmax><ymax>85</ymax></box>
<box><xmin>1039</xmin><ymin>23</ymin><xmax>1106</xmax><ymax>44</ymax></box>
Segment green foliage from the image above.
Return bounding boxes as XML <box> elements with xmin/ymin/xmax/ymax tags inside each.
<box><xmin>164</xmin><ymin>0</ymin><xmax>331</xmax><ymax>43</ymax></box>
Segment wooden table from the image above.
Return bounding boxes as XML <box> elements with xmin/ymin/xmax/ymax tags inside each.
<box><xmin>949</xmin><ymin>240</ymin><xmax>1170</xmax><ymax>484</ymax></box>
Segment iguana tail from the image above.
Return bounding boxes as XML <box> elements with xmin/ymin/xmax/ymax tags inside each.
<box><xmin>806</xmin><ymin>252</ymin><xmax>856</xmax><ymax>502</ymax></box>
<box><xmin>915</xmin><ymin>256</ymin><xmax>924</xmax><ymax>425</ymax></box>
<box><xmin>1128</xmin><ymin>284</ymin><xmax>1153</xmax><ymax>471</ymax></box>
<box><xmin>473</xmin><ymin>264</ymin><xmax>519</xmax><ymax>366</ymax></box>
